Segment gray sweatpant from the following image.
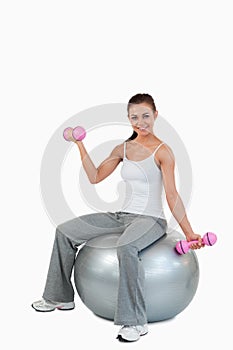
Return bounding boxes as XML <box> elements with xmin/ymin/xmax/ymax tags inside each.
<box><xmin>42</xmin><ymin>211</ymin><xmax>167</xmax><ymax>326</ymax></box>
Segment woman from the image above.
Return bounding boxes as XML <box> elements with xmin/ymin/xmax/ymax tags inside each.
<box><xmin>32</xmin><ymin>93</ymin><xmax>203</xmax><ymax>342</ymax></box>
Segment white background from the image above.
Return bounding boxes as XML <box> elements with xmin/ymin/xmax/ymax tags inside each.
<box><xmin>1</xmin><ymin>1</ymin><xmax>232</xmax><ymax>349</ymax></box>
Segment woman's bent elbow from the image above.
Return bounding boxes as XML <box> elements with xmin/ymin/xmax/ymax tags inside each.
<box><xmin>90</xmin><ymin>175</ymin><xmax>101</xmax><ymax>184</ymax></box>
<box><xmin>89</xmin><ymin>178</ymin><xmax>98</xmax><ymax>184</ymax></box>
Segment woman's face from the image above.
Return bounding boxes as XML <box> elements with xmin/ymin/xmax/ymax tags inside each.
<box><xmin>128</xmin><ymin>102</ymin><xmax>157</xmax><ymax>137</ymax></box>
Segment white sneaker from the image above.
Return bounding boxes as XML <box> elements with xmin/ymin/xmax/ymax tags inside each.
<box><xmin>32</xmin><ymin>298</ymin><xmax>75</xmax><ymax>312</ymax></box>
<box><xmin>117</xmin><ymin>324</ymin><xmax>148</xmax><ymax>342</ymax></box>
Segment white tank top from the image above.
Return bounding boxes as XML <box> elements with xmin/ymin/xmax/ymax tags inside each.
<box><xmin>120</xmin><ymin>141</ymin><xmax>166</xmax><ymax>219</ymax></box>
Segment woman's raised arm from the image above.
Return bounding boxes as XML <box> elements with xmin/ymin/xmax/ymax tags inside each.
<box><xmin>75</xmin><ymin>141</ymin><xmax>123</xmax><ymax>184</ymax></box>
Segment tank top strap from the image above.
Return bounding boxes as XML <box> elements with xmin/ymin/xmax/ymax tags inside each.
<box><xmin>152</xmin><ymin>142</ymin><xmax>164</xmax><ymax>155</ymax></box>
<box><xmin>123</xmin><ymin>142</ymin><xmax>126</xmax><ymax>158</ymax></box>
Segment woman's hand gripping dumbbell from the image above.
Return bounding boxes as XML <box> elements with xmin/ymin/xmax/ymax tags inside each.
<box><xmin>175</xmin><ymin>232</ymin><xmax>217</xmax><ymax>254</ymax></box>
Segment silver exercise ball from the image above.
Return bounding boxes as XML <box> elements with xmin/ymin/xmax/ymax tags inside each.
<box><xmin>74</xmin><ymin>230</ymin><xmax>199</xmax><ymax>322</ymax></box>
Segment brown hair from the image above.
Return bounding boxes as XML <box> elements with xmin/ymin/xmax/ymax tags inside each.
<box><xmin>126</xmin><ymin>93</ymin><xmax>156</xmax><ymax>141</ymax></box>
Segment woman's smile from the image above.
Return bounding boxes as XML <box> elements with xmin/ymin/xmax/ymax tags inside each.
<box><xmin>137</xmin><ymin>126</ymin><xmax>149</xmax><ymax>130</ymax></box>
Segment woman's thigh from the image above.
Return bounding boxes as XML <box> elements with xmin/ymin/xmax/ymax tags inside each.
<box><xmin>57</xmin><ymin>212</ymin><xmax>127</xmax><ymax>243</ymax></box>
<box><xmin>116</xmin><ymin>216</ymin><xmax>167</xmax><ymax>251</ymax></box>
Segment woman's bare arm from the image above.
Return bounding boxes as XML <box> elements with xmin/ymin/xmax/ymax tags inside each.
<box><xmin>157</xmin><ymin>144</ymin><xmax>202</xmax><ymax>248</ymax></box>
<box><xmin>75</xmin><ymin>141</ymin><xmax>122</xmax><ymax>184</ymax></box>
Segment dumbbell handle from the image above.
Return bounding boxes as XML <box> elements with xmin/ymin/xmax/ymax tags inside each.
<box><xmin>185</xmin><ymin>239</ymin><xmax>202</xmax><ymax>248</ymax></box>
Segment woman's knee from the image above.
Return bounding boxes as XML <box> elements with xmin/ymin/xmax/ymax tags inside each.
<box><xmin>56</xmin><ymin>223</ymin><xmax>67</xmax><ymax>236</ymax></box>
<box><xmin>117</xmin><ymin>243</ymin><xmax>138</xmax><ymax>259</ymax></box>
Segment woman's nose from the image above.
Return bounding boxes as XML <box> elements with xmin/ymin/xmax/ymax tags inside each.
<box><xmin>135</xmin><ymin>117</ymin><xmax>143</xmax><ymax>123</ymax></box>
<box><xmin>136</xmin><ymin>119</ymin><xmax>147</xmax><ymax>126</ymax></box>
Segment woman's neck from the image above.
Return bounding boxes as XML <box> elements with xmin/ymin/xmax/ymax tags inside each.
<box><xmin>134</xmin><ymin>135</ymin><xmax>158</xmax><ymax>146</ymax></box>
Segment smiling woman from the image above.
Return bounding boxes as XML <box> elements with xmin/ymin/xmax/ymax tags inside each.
<box><xmin>32</xmin><ymin>92</ymin><xmax>203</xmax><ymax>343</ymax></box>
<box><xmin>126</xmin><ymin>93</ymin><xmax>158</xmax><ymax>142</ymax></box>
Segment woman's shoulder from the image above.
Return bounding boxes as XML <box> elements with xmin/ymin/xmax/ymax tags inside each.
<box><xmin>159</xmin><ymin>141</ymin><xmax>172</xmax><ymax>151</ymax></box>
<box><xmin>111</xmin><ymin>142</ymin><xmax>125</xmax><ymax>160</ymax></box>
<box><xmin>156</xmin><ymin>142</ymin><xmax>175</xmax><ymax>163</ymax></box>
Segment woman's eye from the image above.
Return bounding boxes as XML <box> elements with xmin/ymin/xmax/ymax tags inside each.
<box><xmin>143</xmin><ymin>114</ymin><xmax>149</xmax><ymax>118</ymax></box>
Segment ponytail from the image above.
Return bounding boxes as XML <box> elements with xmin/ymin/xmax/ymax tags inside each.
<box><xmin>125</xmin><ymin>130</ymin><xmax>138</xmax><ymax>142</ymax></box>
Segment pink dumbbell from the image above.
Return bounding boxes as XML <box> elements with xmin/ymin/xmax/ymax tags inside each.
<box><xmin>63</xmin><ymin>126</ymin><xmax>86</xmax><ymax>142</ymax></box>
<box><xmin>175</xmin><ymin>232</ymin><xmax>217</xmax><ymax>255</ymax></box>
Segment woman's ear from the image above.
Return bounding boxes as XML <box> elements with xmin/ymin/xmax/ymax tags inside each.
<box><xmin>154</xmin><ymin>110</ymin><xmax>158</xmax><ymax>120</ymax></box>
